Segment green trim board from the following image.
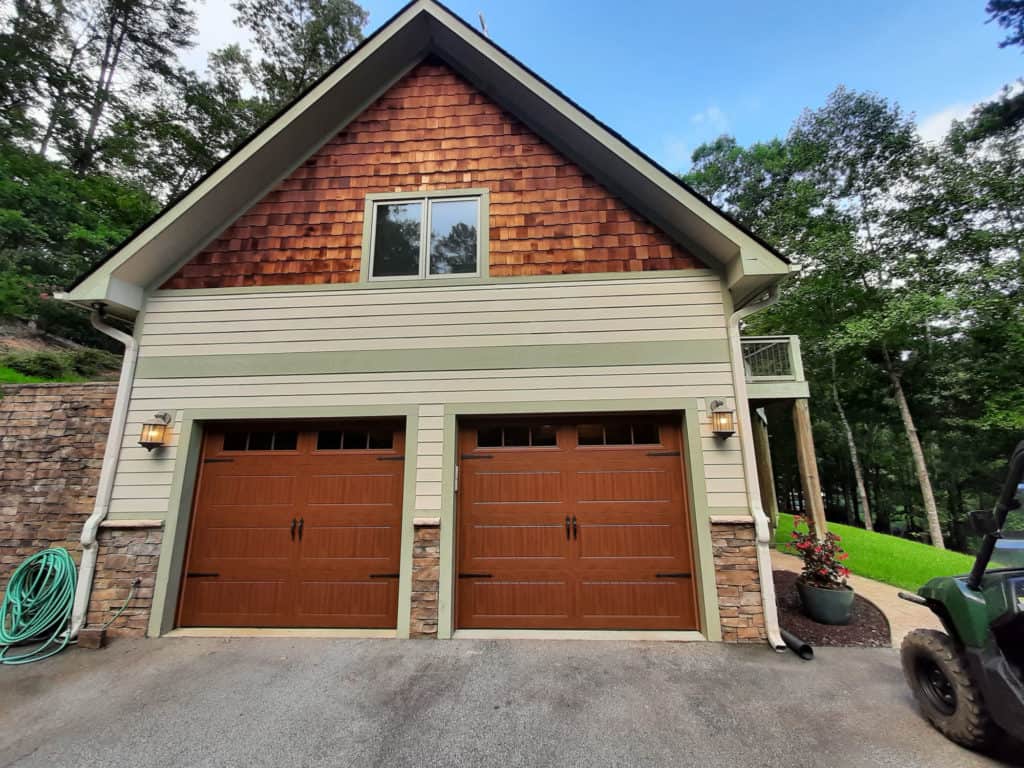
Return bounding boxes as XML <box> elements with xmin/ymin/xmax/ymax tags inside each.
<box><xmin>147</xmin><ymin>267</ymin><xmax>718</xmax><ymax>297</ymax></box>
<box><xmin>134</xmin><ymin>339</ymin><xmax>732</xmax><ymax>379</ymax></box>
<box><xmin>434</xmin><ymin>397</ymin><xmax>725</xmax><ymax>641</ymax></box>
<box><xmin>146</xmin><ymin>404</ymin><xmax>420</xmax><ymax>638</ymax></box>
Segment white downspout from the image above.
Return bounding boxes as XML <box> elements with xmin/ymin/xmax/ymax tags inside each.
<box><xmin>69</xmin><ymin>307</ymin><xmax>138</xmax><ymax>638</ymax></box>
<box><xmin>727</xmin><ymin>286</ymin><xmax>786</xmax><ymax>651</ymax></box>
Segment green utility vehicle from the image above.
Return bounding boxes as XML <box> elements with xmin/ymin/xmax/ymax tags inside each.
<box><xmin>900</xmin><ymin>441</ymin><xmax>1024</xmax><ymax>750</ymax></box>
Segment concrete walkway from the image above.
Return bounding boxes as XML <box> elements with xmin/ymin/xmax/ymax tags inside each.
<box><xmin>2</xmin><ymin>638</ymin><xmax>1011</xmax><ymax>768</ymax></box>
<box><xmin>771</xmin><ymin>549</ymin><xmax>944</xmax><ymax>646</ymax></box>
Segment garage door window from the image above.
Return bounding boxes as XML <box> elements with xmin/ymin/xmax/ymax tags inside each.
<box><xmin>577</xmin><ymin>422</ymin><xmax>660</xmax><ymax>446</ymax></box>
<box><xmin>477</xmin><ymin>423</ymin><xmax>557</xmax><ymax>448</ymax></box>
<box><xmin>316</xmin><ymin>428</ymin><xmax>394</xmax><ymax>451</ymax></box>
<box><xmin>222</xmin><ymin>430</ymin><xmax>298</xmax><ymax>451</ymax></box>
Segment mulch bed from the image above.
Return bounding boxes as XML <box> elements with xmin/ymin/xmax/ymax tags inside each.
<box><xmin>773</xmin><ymin>570</ymin><xmax>892</xmax><ymax>648</ymax></box>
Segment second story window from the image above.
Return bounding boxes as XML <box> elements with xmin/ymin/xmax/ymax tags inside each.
<box><xmin>369</xmin><ymin>193</ymin><xmax>482</xmax><ymax>279</ymax></box>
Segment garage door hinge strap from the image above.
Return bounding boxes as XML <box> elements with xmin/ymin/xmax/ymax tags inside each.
<box><xmin>368</xmin><ymin>573</ymin><xmax>400</xmax><ymax>579</ymax></box>
<box><xmin>376</xmin><ymin>456</ymin><xmax>404</xmax><ymax>461</ymax></box>
<box><xmin>655</xmin><ymin>572</ymin><xmax>691</xmax><ymax>578</ymax></box>
<box><xmin>646</xmin><ymin>451</ymin><xmax>681</xmax><ymax>457</ymax></box>
<box><xmin>458</xmin><ymin>573</ymin><xmax>493</xmax><ymax>578</ymax></box>
<box><xmin>460</xmin><ymin>453</ymin><xmax>493</xmax><ymax>460</ymax></box>
<box><xmin>203</xmin><ymin>458</ymin><xmax>234</xmax><ymax>464</ymax></box>
<box><xmin>186</xmin><ymin>572</ymin><xmax>220</xmax><ymax>578</ymax></box>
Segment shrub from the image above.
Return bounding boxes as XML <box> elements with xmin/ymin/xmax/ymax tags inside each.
<box><xmin>0</xmin><ymin>348</ymin><xmax>120</xmax><ymax>380</ymax></box>
<box><xmin>0</xmin><ymin>350</ymin><xmax>70</xmax><ymax>379</ymax></box>
<box><xmin>69</xmin><ymin>347</ymin><xmax>120</xmax><ymax>376</ymax></box>
<box><xmin>791</xmin><ymin>515</ymin><xmax>851</xmax><ymax>589</ymax></box>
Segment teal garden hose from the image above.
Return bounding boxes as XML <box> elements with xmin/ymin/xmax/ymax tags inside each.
<box><xmin>0</xmin><ymin>548</ymin><xmax>77</xmax><ymax>665</ymax></box>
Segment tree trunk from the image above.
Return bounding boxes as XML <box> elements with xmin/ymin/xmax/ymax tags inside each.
<box><xmin>885</xmin><ymin>352</ymin><xmax>945</xmax><ymax>548</ymax></box>
<box><xmin>830</xmin><ymin>362</ymin><xmax>873</xmax><ymax>531</ymax></box>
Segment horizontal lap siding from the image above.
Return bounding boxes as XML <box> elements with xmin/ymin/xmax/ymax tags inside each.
<box><xmin>141</xmin><ymin>276</ymin><xmax>724</xmax><ymax>357</ymax></box>
<box><xmin>111</xmin><ymin>276</ymin><xmax>747</xmax><ymax>517</ymax></box>
<box><xmin>162</xmin><ymin>61</ymin><xmax>697</xmax><ymax>289</ymax></box>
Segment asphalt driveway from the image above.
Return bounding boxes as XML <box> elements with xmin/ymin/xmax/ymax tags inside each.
<box><xmin>1</xmin><ymin>638</ymin><xmax>1016</xmax><ymax>768</ymax></box>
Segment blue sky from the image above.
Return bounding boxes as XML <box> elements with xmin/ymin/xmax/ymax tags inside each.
<box><xmin>187</xmin><ymin>0</ymin><xmax>1020</xmax><ymax>171</ymax></box>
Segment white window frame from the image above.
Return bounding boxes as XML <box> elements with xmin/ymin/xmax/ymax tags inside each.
<box><xmin>364</xmin><ymin>189</ymin><xmax>488</xmax><ymax>282</ymax></box>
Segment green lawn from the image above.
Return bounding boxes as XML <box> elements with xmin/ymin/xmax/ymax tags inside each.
<box><xmin>0</xmin><ymin>365</ymin><xmax>87</xmax><ymax>384</ymax></box>
<box><xmin>774</xmin><ymin>512</ymin><xmax>977</xmax><ymax>591</ymax></box>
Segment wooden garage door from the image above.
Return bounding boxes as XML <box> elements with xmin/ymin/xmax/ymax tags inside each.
<box><xmin>456</xmin><ymin>417</ymin><xmax>698</xmax><ymax>631</ymax></box>
<box><xmin>178</xmin><ymin>422</ymin><xmax>404</xmax><ymax>628</ymax></box>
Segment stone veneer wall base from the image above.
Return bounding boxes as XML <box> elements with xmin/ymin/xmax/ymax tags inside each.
<box><xmin>410</xmin><ymin>520</ymin><xmax>441</xmax><ymax>638</ymax></box>
<box><xmin>711</xmin><ymin>521</ymin><xmax>768</xmax><ymax>643</ymax></box>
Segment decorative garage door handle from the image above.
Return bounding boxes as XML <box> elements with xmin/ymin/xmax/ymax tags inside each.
<box><xmin>290</xmin><ymin>519</ymin><xmax>297</xmax><ymax>541</ymax></box>
<box><xmin>565</xmin><ymin>516</ymin><xmax>571</xmax><ymax>540</ymax></box>
<box><xmin>298</xmin><ymin>517</ymin><xmax>304</xmax><ymax>541</ymax></box>
<box><xmin>572</xmin><ymin>516</ymin><xmax>578</xmax><ymax>540</ymax></box>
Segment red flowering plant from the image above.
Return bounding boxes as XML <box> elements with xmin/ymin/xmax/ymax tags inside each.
<box><xmin>790</xmin><ymin>516</ymin><xmax>851</xmax><ymax>589</ymax></box>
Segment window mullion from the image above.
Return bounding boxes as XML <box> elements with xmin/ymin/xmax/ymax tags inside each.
<box><xmin>421</xmin><ymin>197</ymin><xmax>430</xmax><ymax>278</ymax></box>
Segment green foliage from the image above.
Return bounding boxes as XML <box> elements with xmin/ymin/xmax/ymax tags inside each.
<box><xmin>775</xmin><ymin>514</ymin><xmax>977</xmax><ymax>590</ymax></box>
<box><xmin>686</xmin><ymin>77</ymin><xmax>1023</xmax><ymax>554</ymax></box>
<box><xmin>0</xmin><ymin>348</ymin><xmax>120</xmax><ymax>380</ymax></box>
<box><xmin>988</xmin><ymin>0</ymin><xmax>1024</xmax><ymax>49</ymax></box>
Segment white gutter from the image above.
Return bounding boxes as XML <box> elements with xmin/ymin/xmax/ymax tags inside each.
<box><xmin>727</xmin><ymin>286</ymin><xmax>786</xmax><ymax>652</ymax></box>
<box><xmin>69</xmin><ymin>307</ymin><xmax>138</xmax><ymax>638</ymax></box>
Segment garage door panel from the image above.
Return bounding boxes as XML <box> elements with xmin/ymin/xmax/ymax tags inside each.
<box><xmin>574</xmin><ymin>468</ymin><xmax>672</xmax><ymax>503</ymax></box>
<box><xmin>180</xmin><ymin>579</ymin><xmax>290</xmax><ymax>625</ymax></box>
<box><xmin>189</xmin><ymin>525</ymin><xmax>294</xmax><ymax>562</ymax></box>
<box><xmin>306</xmin><ymin>472</ymin><xmax>398</xmax><ymax>505</ymax></box>
<box><xmin>295</xmin><ymin>580</ymin><xmax>397</xmax><ymax>627</ymax></box>
<box><xmin>578</xmin><ymin>578</ymin><xmax>695</xmax><ymax>629</ymax></box>
<box><xmin>202</xmin><ymin>473</ymin><xmax>298</xmax><ymax>507</ymax></box>
<box><xmin>472</xmin><ymin>470</ymin><xmax>563</xmax><ymax>504</ymax></box>
<box><xmin>298</xmin><ymin>525</ymin><xmax>398</xmax><ymax>562</ymax></box>
<box><xmin>461</xmin><ymin>579</ymin><xmax>572</xmax><ymax>626</ymax></box>
<box><xmin>575</xmin><ymin>523</ymin><xmax>680</xmax><ymax>560</ymax></box>
<box><xmin>463</xmin><ymin>522</ymin><xmax>569</xmax><ymax>560</ymax></box>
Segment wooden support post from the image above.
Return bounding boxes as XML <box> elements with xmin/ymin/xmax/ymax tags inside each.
<box><xmin>750</xmin><ymin>407</ymin><xmax>779</xmax><ymax>538</ymax></box>
<box><xmin>792</xmin><ymin>398</ymin><xmax>828</xmax><ymax>537</ymax></box>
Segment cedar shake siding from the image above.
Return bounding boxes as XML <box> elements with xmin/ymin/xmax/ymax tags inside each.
<box><xmin>163</xmin><ymin>61</ymin><xmax>698</xmax><ymax>289</ymax></box>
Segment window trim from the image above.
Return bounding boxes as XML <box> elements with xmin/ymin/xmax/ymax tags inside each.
<box><xmin>361</xmin><ymin>188</ymin><xmax>490</xmax><ymax>283</ymax></box>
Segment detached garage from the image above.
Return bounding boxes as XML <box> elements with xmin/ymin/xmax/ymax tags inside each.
<box><xmin>53</xmin><ymin>0</ymin><xmax>792</xmax><ymax>648</ymax></box>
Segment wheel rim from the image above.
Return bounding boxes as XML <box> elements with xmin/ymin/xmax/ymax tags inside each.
<box><xmin>915</xmin><ymin>657</ymin><xmax>957</xmax><ymax>716</ymax></box>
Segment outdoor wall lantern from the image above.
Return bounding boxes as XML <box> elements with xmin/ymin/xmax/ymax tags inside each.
<box><xmin>709</xmin><ymin>400</ymin><xmax>736</xmax><ymax>438</ymax></box>
<box><xmin>139</xmin><ymin>412</ymin><xmax>172</xmax><ymax>452</ymax></box>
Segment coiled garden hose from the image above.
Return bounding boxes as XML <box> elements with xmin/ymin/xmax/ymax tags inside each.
<box><xmin>0</xmin><ymin>548</ymin><xmax>77</xmax><ymax>665</ymax></box>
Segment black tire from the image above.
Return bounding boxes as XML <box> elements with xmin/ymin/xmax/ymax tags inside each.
<box><xmin>901</xmin><ymin>629</ymin><xmax>999</xmax><ymax>750</ymax></box>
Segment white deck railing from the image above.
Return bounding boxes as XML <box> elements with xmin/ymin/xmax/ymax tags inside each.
<box><xmin>741</xmin><ymin>336</ymin><xmax>805</xmax><ymax>382</ymax></box>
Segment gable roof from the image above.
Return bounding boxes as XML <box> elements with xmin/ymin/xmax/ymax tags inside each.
<box><xmin>60</xmin><ymin>0</ymin><xmax>790</xmax><ymax>316</ymax></box>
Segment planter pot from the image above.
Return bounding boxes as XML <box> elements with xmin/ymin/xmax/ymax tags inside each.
<box><xmin>797</xmin><ymin>580</ymin><xmax>855</xmax><ymax>625</ymax></box>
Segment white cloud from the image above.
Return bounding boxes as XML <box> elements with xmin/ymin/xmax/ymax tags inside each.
<box><xmin>182</xmin><ymin>0</ymin><xmax>252</xmax><ymax>75</ymax></box>
<box><xmin>690</xmin><ymin>104</ymin><xmax>729</xmax><ymax>133</ymax></box>
<box><xmin>917</xmin><ymin>103</ymin><xmax>975</xmax><ymax>143</ymax></box>
<box><xmin>917</xmin><ymin>82</ymin><xmax>1024</xmax><ymax>143</ymax></box>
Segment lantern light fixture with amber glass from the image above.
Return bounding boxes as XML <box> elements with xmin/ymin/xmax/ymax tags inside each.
<box><xmin>139</xmin><ymin>412</ymin><xmax>172</xmax><ymax>452</ymax></box>
<box><xmin>709</xmin><ymin>400</ymin><xmax>736</xmax><ymax>438</ymax></box>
